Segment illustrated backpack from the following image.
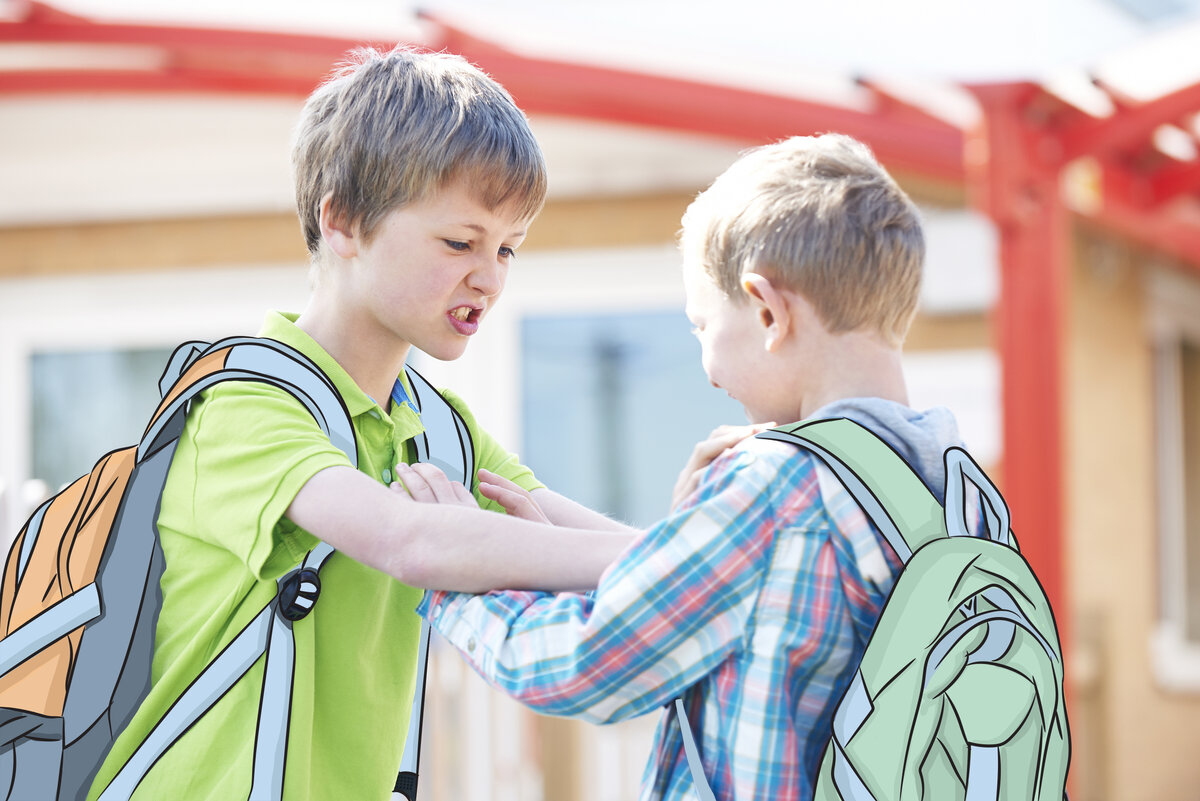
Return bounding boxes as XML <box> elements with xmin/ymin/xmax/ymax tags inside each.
<box><xmin>676</xmin><ymin>418</ymin><xmax>1069</xmax><ymax>801</ymax></box>
<box><xmin>0</xmin><ymin>336</ymin><xmax>471</xmax><ymax>801</ymax></box>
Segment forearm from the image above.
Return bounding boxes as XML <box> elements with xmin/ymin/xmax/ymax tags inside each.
<box><xmin>382</xmin><ymin>503</ymin><xmax>628</xmax><ymax>591</ymax></box>
<box><xmin>532</xmin><ymin>487</ymin><xmax>639</xmax><ymax>533</ymax></box>
<box><xmin>287</xmin><ymin>466</ymin><xmax>628</xmax><ymax>592</ymax></box>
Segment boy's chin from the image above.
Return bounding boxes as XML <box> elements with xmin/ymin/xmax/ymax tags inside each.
<box><xmin>419</xmin><ymin>340</ymin><xmax>471</xmax><ymax>362</ymax></box>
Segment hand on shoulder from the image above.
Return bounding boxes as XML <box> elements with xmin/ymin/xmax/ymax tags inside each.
<box><xmin>670</xmin><ymin>422</ymin><xmax>776</xmax><ymax>511</ymax></box>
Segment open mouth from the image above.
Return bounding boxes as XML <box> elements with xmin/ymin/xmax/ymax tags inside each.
<box><xmin>448</xmin><ymin>305</ymin><xmax>483</xmax><ymax>334</ymax></box>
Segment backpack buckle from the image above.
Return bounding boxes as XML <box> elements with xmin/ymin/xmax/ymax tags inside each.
<box><xmin>277</xmin><ymin>567</ymin><xmax>322</xmax><ymax>621</ymax></box>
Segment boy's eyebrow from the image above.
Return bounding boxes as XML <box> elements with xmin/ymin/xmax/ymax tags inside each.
<box><xmin>452</xmin><ymin>222</ymin><xmax>528</xmax><ymax>239</ymax></box>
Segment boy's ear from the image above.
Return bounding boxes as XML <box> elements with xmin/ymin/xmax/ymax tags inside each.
<box><xmin>318</xmin><ymin>192</ymin><xmax>358</xmax><ymax>260</ymax></box>
<box><xmin>741</xmin><ymin>272</ymin><xmax>791</xmax><ymax>352</ymax></box>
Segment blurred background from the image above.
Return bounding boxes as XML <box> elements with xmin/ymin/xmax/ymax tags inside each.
<box><xmin>3</xmin><ymin>0</ymin><xmax>1200</xmax><ymax>798</ymax></box>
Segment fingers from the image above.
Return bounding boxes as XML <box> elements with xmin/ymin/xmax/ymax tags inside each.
<box><xmin>670</xmin><ymin>422</ymin><xmax>778</xmax><ymax>511</ymax></box>
<box><xmin>477</xmin><ymin>469</ymin><xmax>551</xmax><ymax>523</ymax></box>
<box><xmin>392</xmin><ymin>463</ymin><xmax>478</xmax><ymax>508</ymax></box>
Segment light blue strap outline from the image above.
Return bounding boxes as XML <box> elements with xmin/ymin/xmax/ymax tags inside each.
<box><xmin>250</xmin><ymin>609</ymin><xmax>295</xmax><ymax>800</ymax></box>
<box><xmin>757</xmin><ymin>425</ymin><xmax>917</xmax><ymax>562</ymax></box>
<box><xmin>139</xmin><ymin>338</ymin><xmax>357</xmax><ymax>470</ymax></box>
<box><xmin>965</xmin><ymin>745</ymin><xmax>1000</xmax><ymax>801</ymax></box>
<box><xmin>832</xmin><ymin>735</ymin><xmax>879</xmax><ymax>801</ymax></box>
<box><xmin>674</xmin><ymin>699</ymin><xmax>716</xmax><ymax>801</ymax></box>
<box><xmin>832</xmin><ymin>670</ymin><xmax>873</xmax><ymax>744</ymax></box>
<box><xmin>397</xmin><ymin>620</ymin><xmax>431</xmax><ymax>788</ymax></box>
<box><xmin>944</xmin><ymin>447</ymin><xmax>1009</xmax><ymax>546</ymax></box>
<box><xmin>247</xmin><ymin>542</ymin><xmax>337</xmax><ymax>798</ymax></box>
<box><xmin>396</xmin><ymin>364</ymin><xmax>473</xmax><ymax>800</ymax></box>
<box><xmin>403</xmin><ymin>365</ymin><xmax>475</xmax><ymax>486</ymax></box>
<box><xmin>98</xmin><ymin>604</ymin><xmax>275</xmax><ymax>800</ymax></box>
<box><xmin>15</xmin><ymin>500</ymin><xmax>49</xmax><ymax>583</ymax></box>
<box><xmin>0</xmin><ymin>584</ymin><xmax>101</xmax><ymax>676</ymax></box>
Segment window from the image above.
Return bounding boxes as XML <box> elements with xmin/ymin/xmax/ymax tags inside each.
<box><xmin>1151</xmin><ymin>269</ymin><xmax>1200</xmax><ymax>690</ymax></box>
<box><xmin>29</xmin><ymin>347</ymin><xmax>173</xmax><ymax>497</ymax></box>
<box><xmin>521</xmin><ymin>310</ymin><xmax>743</xmax><ymax>527</ymax></box>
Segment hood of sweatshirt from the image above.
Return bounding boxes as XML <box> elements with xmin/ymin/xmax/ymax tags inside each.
<box><xmin>804</xmin><ymin>397</ymin><xmax>965</xmax><ymax>504</ymax></box>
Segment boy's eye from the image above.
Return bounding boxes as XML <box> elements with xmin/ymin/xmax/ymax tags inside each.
<box><xmin>444</xmin><ymin>239</ymin><xmax>470</xmax><ymax>252</ymax></box>
<box><xmin>499</xmin><ymin>246</ymin><xmax>517</xmax><ymax>260</ymax></box>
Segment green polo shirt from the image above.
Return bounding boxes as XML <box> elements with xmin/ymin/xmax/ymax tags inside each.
<box><xmin>88</xmin><ymin>312</ymin><xmax>541</xmax><ymax>801</ymax></box>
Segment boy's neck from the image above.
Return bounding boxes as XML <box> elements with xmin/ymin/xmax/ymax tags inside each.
<box><xmin>795</xmin><ymin>332</ymin><xmax>910</xmax><ymax>421</ymax></box>
<box><xmin>295</xmin><ymin>301</ymin><xmax>409</xmax><ymax>411</ymax></box>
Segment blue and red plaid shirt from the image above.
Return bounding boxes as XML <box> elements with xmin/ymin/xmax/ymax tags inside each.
<box><xmin>419</xmin><ymin>435</ymin><xmax>906</xmax><ymax>800</ymax></box>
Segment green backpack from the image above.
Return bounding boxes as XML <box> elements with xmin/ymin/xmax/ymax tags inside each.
<box><xmin>677</xmin><ymin>418</ymin><xmax>1069</xmax><ymax>801</ymax></box>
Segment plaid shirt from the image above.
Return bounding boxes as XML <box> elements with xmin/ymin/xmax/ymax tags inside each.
<box><xmin>420</xmin><ymin>436</ymin><xmax>904</xmax><ymax>800</ymax></box>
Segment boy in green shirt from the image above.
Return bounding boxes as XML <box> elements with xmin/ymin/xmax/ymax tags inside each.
<box><xmin>87</xmin><ymin>46</ymin><xmax>634</xmax><ymax>800</ymax></box>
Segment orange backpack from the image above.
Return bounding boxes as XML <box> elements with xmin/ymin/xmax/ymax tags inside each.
<box><xmin>0</xmin><ymin>337</ymin><xmax>468</xmax><ymax>800</ymax></box>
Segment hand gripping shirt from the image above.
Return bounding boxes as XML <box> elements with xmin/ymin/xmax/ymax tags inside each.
<box><xmin>421</xmin><ymin>402</ymin><xmax>967</xmax><ymax>801</ymax></box>
<box><xmin>87</xmin><ymin>312</ymin><xmax>542</xmax><ymax>801</ymax></box>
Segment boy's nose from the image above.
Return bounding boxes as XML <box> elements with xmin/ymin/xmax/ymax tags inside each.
<box><xmin>468</xmin><ymin>255</ymin><xmax>505</xmax><ymax>297</ymax></box>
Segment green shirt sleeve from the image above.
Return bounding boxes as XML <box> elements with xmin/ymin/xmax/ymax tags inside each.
<box><xmin>163</xmin><ymin>380</ymin><xmax>353</xmax><ymax>580</ymax></box>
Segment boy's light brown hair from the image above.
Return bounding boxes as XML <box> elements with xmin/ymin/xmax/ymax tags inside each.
<box><xmin>293</xmin><ymin>46</ymin><xmax>548</xmax><ymax>258</ymax></box>
<box><xmin>681</xmin><ymin>134</ymin><xmax>924</xmax><ymax>347</ymax></box>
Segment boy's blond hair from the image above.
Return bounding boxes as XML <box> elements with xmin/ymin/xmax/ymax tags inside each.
<box><xmin>293</xmin><ymin>46</ymin><xmax>547</xmax><ymax>257</ymax></box>
<box><xmin>681</xmin><ymin>134</ymin><xmax>924</xmax><ymax>347</ymax></box>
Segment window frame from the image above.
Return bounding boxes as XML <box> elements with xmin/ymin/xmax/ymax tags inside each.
<box><xmin>1150</xmin><ymin>267</ymin><xmax>1200</xmax><ymax>691</ymax></box>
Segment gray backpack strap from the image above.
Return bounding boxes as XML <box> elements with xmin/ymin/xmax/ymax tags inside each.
<box><xmin>394</xmin><ymin>365</ymin><xmax>474</xmax><ymax>801</ymax></box>
<box><xmin>100</xmin><ymin>339</ymin><xmax>354</xmax><ymax>801</ymax></box>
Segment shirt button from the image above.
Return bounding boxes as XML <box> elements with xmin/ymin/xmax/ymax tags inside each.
<box><xmin>369</xmin><ymin>410</ymin><xmax>381</xmax><ymax>420</ymax></box>
<box><xmin>433</xmin><ymin>604</ymin><xmax>443</xmax><ymax>617</ymax></box>
<box><xmin>382</xmin><ymin>468</ymin><xmax>392</xmax><ymax>483</ymax></box>
<box><xmin>467</xmin><ymin>637</ymin><xmax>476</xmax><ymax>653</ymax></box>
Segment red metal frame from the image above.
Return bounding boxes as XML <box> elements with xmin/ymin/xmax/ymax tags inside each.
<box><xmin>967</xmin><ymin>82</ymin><xmax>1070</xmax><ymax>648</ymax></box>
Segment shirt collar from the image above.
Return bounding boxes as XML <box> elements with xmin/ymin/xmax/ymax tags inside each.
<box><xmin>257</xmin><ymin>312</ymin><xmax>424</xmax><ymax>436</ymax></box>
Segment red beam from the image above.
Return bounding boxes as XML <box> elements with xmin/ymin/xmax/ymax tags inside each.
<box><xmin>0</xmin><ymin>68</ymin><xmax>324</xmax><ymax>96</ymax></box>
<box><xmin>967</xmin><ymin>81</ymin><xmax>1069</xmax><ymax>660</ymax></box>
<box><xmin>0</xmin><ymin>1</ymin><xmax>396</xmax><ymax>96</ymax></box>
<box><xmin>422</xmin><ymin>13</ymin><xmax>966</xmax><ymax>182</ymax></box>
<box><xmin>1146</xmin><ymin>158</ymin><xmax>1200</xmax><ymax>207</ymax></box>
<box><xmin>0</xmin><ymin>1</ymin><xmax>386</xmax><ymax>55</ymax></box>
<box><xmin>1058</xmin><ymin>80</ymin><xmax>1200</xmax><ymax>163</ymax></box>
<box><xmin>1096</xmin><ymin>184</ymin><xmax>1200</xmax><ymax>266</ymax></box>
<box><xmin>0</xmin><ymin>3</ymin><xmax>967</xmax><ymax>181</ymax></box>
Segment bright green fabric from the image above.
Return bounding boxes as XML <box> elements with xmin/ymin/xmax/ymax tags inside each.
<box><xmin>88</xmin><ymin>312</ymin><xmax>541</xmax><ymax>801</ymax></box>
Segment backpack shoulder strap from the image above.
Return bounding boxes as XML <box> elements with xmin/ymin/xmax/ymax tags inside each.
<box><xmin>140</xmin><ymin>337</ymin><xmax>357</xmax><ymax>470</ymax></box>
<box><xmin>758</xmin><ymin>418</ymin><xmax>946</xmax><ymax>561</ymax></box>
<box><xmin>402</xmin><ymin>364</ymin><xmax>475</xmax><ymax>487</ymax></box>
<box><xmin>760</xmin><ymin>418</ymin><xmax>1013</xmax><ymax>556</ymax></box>
<box><xmin>396</xmin><ymin>364</ymin><xmax>473</xmax><ymax>801</ymax></box>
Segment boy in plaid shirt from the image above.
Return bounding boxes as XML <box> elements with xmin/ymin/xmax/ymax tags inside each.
<box><xmin>403</xmin><ymin>134</ymin><xmax>971</xmax><ymax>800</ymax></box>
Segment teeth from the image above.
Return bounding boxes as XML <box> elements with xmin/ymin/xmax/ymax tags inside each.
<box><xmin>452</xmin><ymin>307</ymin><xmax>471</xmax><ymax>322</ymax></box>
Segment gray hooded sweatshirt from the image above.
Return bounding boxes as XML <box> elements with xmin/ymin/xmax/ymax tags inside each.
<box><xmin>807</xmin><ymin>397</ymin><xmax>967</xmax><ymax>505</ymax></box>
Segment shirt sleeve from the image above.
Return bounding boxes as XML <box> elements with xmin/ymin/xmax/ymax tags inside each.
<box><xmin>418</xmin><ymin>445</ymin><xmax>784</xmax><ymax>725</ymax></box>
<box><xmin>165</xmin><ymin>380</ymin><xmax>353</xmax><ymax>580</ymax></box>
